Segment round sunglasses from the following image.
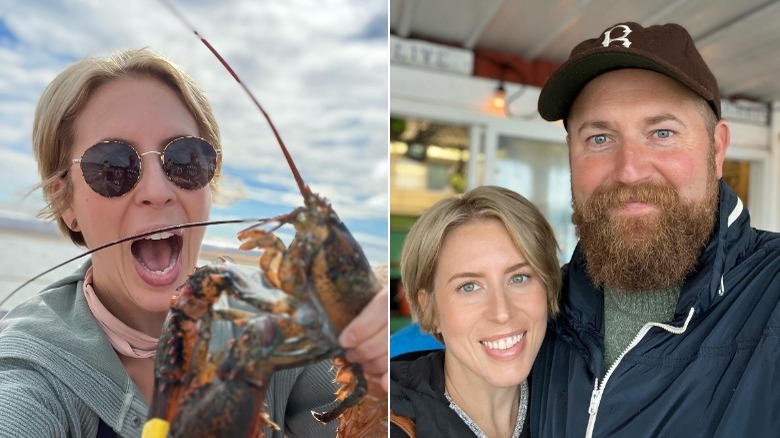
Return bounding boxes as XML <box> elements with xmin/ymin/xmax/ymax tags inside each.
<box><xmin>71</xmin><ymin>136</ymin><xmax>221</xmax><ymax>198</ymax></box>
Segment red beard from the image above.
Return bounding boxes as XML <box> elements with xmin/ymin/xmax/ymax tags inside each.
<box><xmin>572</xmin><ymin>180</ymin><xmax>718</xmax><ymax>291</ymax></box>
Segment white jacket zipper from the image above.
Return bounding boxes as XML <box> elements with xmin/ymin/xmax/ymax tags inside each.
<box><xmin>584</xmin><ymin>307</ymin><xmax>696</xmax><ymax>438</ymax></box>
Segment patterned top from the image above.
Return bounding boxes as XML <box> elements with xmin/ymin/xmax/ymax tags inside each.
<box><xmin>445</xmin><ymin>380</ymin><xmax>528</xmax><ymax>438</ymax></box>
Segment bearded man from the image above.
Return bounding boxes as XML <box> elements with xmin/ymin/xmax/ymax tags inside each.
<box><xmin>530</xmin><ymin>22</ymin><xmax>780</xmax><ymax>436</ymax></box>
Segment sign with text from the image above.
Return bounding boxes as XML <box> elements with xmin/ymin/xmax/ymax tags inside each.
<box><xmin>721</xmin><ymin>98</ymin><xmax>769</xmax><ymax>125</ymax></box>
<box><xmin>391</xmin><ymin>35</ymin><xmax>473</xmax><ymax>75</ymax></box>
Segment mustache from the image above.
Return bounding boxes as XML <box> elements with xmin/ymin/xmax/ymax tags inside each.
<box><xmin>577</xmin><ymin>182</ymin><xmax>680</xmax><ymax>214</ymax></box>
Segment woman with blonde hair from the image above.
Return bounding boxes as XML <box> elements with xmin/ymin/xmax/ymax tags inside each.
<box><xmin>390</xmin><ymin>185</ymin><xmax>560</xmax><ymax>437</ymax></box>
<box><xmin>0</xmin><ymin>48</ymin><xmax>388</xmax><ymax>438</ymax></box>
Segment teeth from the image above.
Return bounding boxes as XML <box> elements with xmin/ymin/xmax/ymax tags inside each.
<box><xmin>150</xmin><ymin>262</ymin><xmax>176</xmax><ymax>275</ymax></box>
<box><xmin>482</xmin><ymin>333</ymin><xmax>524</xmax><ymax>351</ymax></box>
<box><xmin>143</xmin><ymin>249</ymin><xmax>178</xmax><ymax>275</ymax></box>
<box><xmin>146</xmin><ymin>231</ymin><xmax>174</xmax><ymax>241</ymax></box>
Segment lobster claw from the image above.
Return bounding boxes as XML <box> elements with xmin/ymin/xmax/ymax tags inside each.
<box><xmin>312</xmin><ymin>361</ymin><xmax>367</xmax><ymax>424</ymax></box>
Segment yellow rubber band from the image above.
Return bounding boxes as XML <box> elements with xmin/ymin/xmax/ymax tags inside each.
<box><xmin>141</xmin><ymin>418</ymin><xmax>170</xmax><ymax>438</ymax></box>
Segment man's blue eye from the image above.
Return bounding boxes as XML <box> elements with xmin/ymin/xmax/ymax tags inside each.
<box><xmin>656</xmin><ymin>129</ymin><xmax>672</xmax><ymax>138</ymax></box>
<box><xmin>593</xmin><ymin>135</ymin><xmax>607</xmax><ymax>144</ymax></box>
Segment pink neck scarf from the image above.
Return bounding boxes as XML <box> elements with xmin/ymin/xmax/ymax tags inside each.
<box><xmin>83</xmin><ymin>266</ymin><xmax>158</xmax><ymax>358</ymax></box>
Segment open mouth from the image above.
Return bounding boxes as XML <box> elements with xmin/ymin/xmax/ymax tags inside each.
<box><xmin>131</xmin><ymin>231</ymin><xmax>183</xmax><ymax>275</ymax></box>
<box><xmin>481</xmin><ymin>332</ymin><xmax>524</xmax><ymax>351</ymax></box>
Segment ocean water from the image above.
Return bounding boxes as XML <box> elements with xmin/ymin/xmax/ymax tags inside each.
<box><xmin>0</xmin><ymin>213</ymin><xmax>262</xmax><ymax>312</ymax></box>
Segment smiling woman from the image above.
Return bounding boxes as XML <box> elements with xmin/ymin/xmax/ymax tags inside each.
<box><xmin>390</xmin><ymin>186</ymin><xmax>561</xmax><ymax>438</ymax></box>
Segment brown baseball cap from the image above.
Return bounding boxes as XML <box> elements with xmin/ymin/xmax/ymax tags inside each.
<box><xmin>538</xmin><ymin>22</ymin><xmax>721</xmax><ymax>123</ymax></box>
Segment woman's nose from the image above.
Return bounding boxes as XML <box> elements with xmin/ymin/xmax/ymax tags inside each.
<box><xmin>485</xmin><ymin>287</ymin><xmax>512</xmax><ymax>324</ymax></box>
<box><xmin>132</xmin><ymin>152</ymin><xmax>176</xmax><ymax>206</ymax></box>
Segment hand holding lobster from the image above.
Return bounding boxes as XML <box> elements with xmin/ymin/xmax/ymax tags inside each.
<box><xmin>339</xmin><ymin>284</ymin><xmax>390</xmax><ymax>393</ymax></box>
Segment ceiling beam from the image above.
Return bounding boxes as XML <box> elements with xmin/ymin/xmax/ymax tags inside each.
<box><xmin>641</xmin><ymin>0</ymin><xmax>692</xmax><ymax>26</ymax></box>
<box><xmin>525</xmin><ymin>0</ymin><xmax>595</xmax><ymax>60</ymax></box>
<box><xmin>463</xmin><ymin>0</ymin><xmax>505</xmax><ymax>49</ymax></box>
<box><xmin>395</xmin><ymin>0</ymin><xmax>419</xmax><ymax>37</ymax></box>
<box><xmin>697</xmin><ymin>0</ymin><xmax>780</xmax><ymax>45</ymax></box>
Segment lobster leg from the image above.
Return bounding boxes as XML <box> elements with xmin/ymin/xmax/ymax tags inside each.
<box><xmin>238</xmin><ymin>228</ymin><xmax>309</xmax><ymax>300</ymax></box>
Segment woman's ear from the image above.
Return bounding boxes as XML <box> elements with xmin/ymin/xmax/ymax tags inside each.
<box><xmin>67</xmin><ymin>216</ymin><xmax>79</xmax><ymax>232</ymax></box>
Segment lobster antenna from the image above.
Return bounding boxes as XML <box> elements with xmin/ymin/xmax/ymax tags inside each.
<box><xmin>159</xmin><ymin>0</ymin><xmax>309</xmax><ymax>198</ymax></box>
<box><xmin>0</xmin><ymin>217</ymin><xmax>265</xmax><ymax>309</ymax></box>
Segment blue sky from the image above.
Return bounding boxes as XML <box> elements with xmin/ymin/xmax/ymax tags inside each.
<box><xmin>0</xmin><ymin>0</ymin><xmax>388</xmax><ymax>265</ymax></box>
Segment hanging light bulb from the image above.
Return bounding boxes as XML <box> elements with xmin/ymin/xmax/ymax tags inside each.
<box><xmin>492</xmin><ymin>81</ymin><xmax>506</xmax><ymax>110</ymax></box>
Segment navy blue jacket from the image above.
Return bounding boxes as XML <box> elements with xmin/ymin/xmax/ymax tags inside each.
<box><xmin>530</xmin><ymin>181</ymin><xmax>780</xmax><ymax>437</ymax></box>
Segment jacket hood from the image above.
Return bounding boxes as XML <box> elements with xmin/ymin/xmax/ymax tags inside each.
<box><xmin>0</xmin><ymin>260</ymin><xmax>128</xmax><ymax>383</ymax></box>
<box><xmin>391</xmin><ymin>350</ymin><xmax>446</xmax><ymax>417</ymax></box>
<box><xmin>0</xmin><ymin>260</ymin><xmax>147</xmax><ymax>430</ymax></box>
<box><xmin>390</xmin><ymin>350</ymin><xmax>480</xmax><ymax>437</ymax></box>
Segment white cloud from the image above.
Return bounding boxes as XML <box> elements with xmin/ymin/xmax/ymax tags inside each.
<box><xmin>0</xmin><ymin>147</ymin><xmax>45</xmax><ymax>213</ymax></box>
<box><xmin>0</xmin><ymin>0</ymin><xmax>387</xmax><ymax>253</ymax></box>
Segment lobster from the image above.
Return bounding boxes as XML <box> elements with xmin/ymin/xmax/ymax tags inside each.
<box><xmin>138</xmin><ymin>2</ymin><xmax>388</xmax><ymax>437</ymax></box>
<box><xmin>143</xmin><ymin>189</ymin><xmax>387</xmax><ymax>437</ymax></box>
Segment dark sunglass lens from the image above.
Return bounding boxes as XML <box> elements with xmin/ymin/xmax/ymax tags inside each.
<box><xmin>163</xmin><ymin>137</ymin><xmax>218</xmax><ymax>190</ymax></box>
<box><xmin>80</xmin><ymin>141</ymin><xmax>140</xmax><ymax>197</ymax></box>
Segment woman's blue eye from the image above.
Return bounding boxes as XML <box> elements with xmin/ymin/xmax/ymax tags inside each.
<box><xmin>510</xmin><ymin>274</ymin><xmax>530</xmax><ymax>284</ymax></box>
<box><xmin>457</xmin><ymin>282</ymin><xmax>478</xmax><ymax>293</ymax></box>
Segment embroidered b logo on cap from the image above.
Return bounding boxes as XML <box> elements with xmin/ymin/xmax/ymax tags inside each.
<box><xmin>602</xmin><ymin>24</ymin><xmax>632</xmax><ymax>48</ymax></box>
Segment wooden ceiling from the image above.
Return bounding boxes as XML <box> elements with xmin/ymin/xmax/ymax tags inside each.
<box><xmin>391</xmin><ymin>0</ymin><xmax>780</xmax><ymax>102</ymax></box>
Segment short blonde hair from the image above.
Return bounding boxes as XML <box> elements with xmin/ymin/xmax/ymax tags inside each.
<box><xmin>400</xmin><ymin>185</ymin><xmax>561</xmax><ymax>343</ymax></box>
<box><xmin>33</xmin><ymin>48</ymin><xmax>221</xmax><ymax>246</ymax></box>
